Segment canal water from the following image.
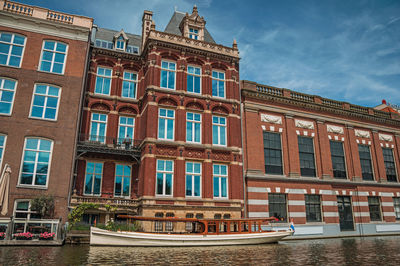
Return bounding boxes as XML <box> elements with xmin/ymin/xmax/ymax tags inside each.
<box><xmin>1</xmin><ymin>236</ymin><xmax>400</xmax><ymax>265</ymax></box>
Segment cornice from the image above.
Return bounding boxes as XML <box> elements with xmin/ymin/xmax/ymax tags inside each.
<box><xmin>92</xmin><ymin>46</ymin><xmax>141</xmax><ymax>62</ymax></box>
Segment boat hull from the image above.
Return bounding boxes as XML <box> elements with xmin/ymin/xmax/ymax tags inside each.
<box><xmin>90</xmin><ymin>227</ymin><xmax>293</xmax><ymax>247</ymax></box>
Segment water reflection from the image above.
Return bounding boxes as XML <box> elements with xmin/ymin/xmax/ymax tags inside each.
<box><xmin>1</xmin><ymin>236</ymin><xmax>400</xmax><ymax>265</ymax></box>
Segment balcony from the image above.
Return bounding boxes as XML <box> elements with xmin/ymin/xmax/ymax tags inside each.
<box><xmin>76</xmin><ymin>134</ymin><xmax>142</xmax><ymax>161</ymax></box>
<box><xmin>70</xmin><ymin>195</ymin><xmax>139</xmax><ymax>209</ymax></box>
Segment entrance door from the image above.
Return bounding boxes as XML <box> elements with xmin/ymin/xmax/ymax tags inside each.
<box><xmin>337</xmin><ymin>196</ymin><xmax>354</xmax><ymax>231</ymax></box>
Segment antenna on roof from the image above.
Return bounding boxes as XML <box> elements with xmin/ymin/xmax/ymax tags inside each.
<box><xmin>174</xmin><ymin>6</ymin><xmax>177</xmax><ymax>12</ymax></box>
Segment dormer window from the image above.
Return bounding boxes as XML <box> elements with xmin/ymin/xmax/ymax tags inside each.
<box><xmin>189</xmin><ymin>28</ymin><xmax>199</xmax><ymax>40</ymax></box>
<box><xmin>116</xmin><ymin>36</ymin><xmax>125</xmax><ymax>50</ymax></box>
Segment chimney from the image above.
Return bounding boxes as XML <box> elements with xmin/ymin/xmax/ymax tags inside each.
<box><xmin>141</xmin><ymin>10</ymin><xmax>153</xmax><ymax>50</ymax></box>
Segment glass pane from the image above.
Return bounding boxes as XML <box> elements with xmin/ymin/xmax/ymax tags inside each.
<box><xmin>213</xmin><ymin>177</ymin><xmax>219</xmax><ymax>197</ymax></box>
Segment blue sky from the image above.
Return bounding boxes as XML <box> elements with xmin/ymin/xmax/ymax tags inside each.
<box><xmin>16</xmin><ymin>0</ymin><xmax>400</xmax><ymax>107</ymax></box>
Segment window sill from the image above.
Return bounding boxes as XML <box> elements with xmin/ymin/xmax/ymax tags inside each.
<box><xmin>82</xmin><ymin>194</ymin><xmax>102</xmax><ymax>197</ymax></box>
<box><xmin>16</xmin><ymin>185</ymin><xmax>47</xmax><ymax>190</ymax></box>
<box><xmin>0</xmin><ymin>64</ymin><xmax>21</xmax><ymax>69</ymax></box>
<box><xmin>155</xmin><ymin>195</ymin><xmax>173</xmax><ymax>198</ymax></box>
<box><xmin>37</xmin><ymin>70</ymin><xmax>65</xmax><ymax>76</ymax></box>
<box><xmin>28</xmin><ymin>116</ymin><xmax>57</xmax><ymax>123</ymax></box>
<box><xmin>0</xmin><ymin>113</ymin><xmax>12</xmax><ymax>117</ymax></box>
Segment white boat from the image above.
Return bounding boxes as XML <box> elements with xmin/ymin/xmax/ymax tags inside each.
<box><xmin>90</xmin><ymin>216</ymin><xmax>294</xmax><ymax>247</ymax></box>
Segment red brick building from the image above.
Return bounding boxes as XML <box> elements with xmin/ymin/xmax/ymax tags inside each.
<box><xmin>0</xmin><ymin>0</ymin><xmax>92</xmax><ymax>236</ymax></box>
<box><xmin>72</xmin><ymin>7</ymin><xmax>243</xmax><ymax>229</ymax></box>
<box><xmin>242</xmin><ymin>80</ymin><xmax>400</xmax><ymax>237</ymax></box>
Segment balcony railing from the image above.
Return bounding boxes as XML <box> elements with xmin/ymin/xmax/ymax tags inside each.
<box><xmin>70</xmin><ymin>195</ymin><xmax>139</xmax><ymax>208</ymax></box>
<box><xmin>77</xmin><ymin>134</ymin><xmax>142</xmax><ymax>158</ymax></box>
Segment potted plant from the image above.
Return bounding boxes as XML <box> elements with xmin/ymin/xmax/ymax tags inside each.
<box><xmin>14</xmin><ymin>232</ymin><xmax>33</xmax><ymax>240</ymax></box>
<box><xmin>39</xmin><ymin>232</ymin><xmax>55</xmax><ymax>240</ymax></box>
<box><xmin>0</xmin><ymin>232</ymin><xmax>5</xmax><ymax>240</ymax></box>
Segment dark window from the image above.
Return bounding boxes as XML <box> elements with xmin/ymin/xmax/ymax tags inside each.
<box><xmin>358</xmin><ymin>145</ymin><xmax>374</xmax><ymax>181</ymax></box>
<box><xmin>185</xmin><ymin>213</ymin><xmax>194</xmax><ymax>231</ymax></box>
<box><xmin>330</xmin><ymin>141</ymin><xmax>347</xmax><ymax>179</ymax></box>
<box><xmin>368</xmin><ymin>197</ymin><xmax>382</xmax><ymax>221</ymax></box>
<box><xmin>223</xmin><ymin>214</ymin><xmax>231</xmax><ymax>219</ymax></box>
<box><xmin>305</xmin><ymin>195</ymin><xmax>322</xmax><ymax>222</ymax></box>
<box><xmin>263</xmin><ymin>132</ymin><xmax>283</xmax><ymax>175</ymax></box>
<box><xmin>195</xmin><ymin>213</ymin><xmax>204</xmax><ymax>219</ymax></box>
<box><xmin>268</xmin><ymin>193</ymin><xmax>287</xmax><ymax>222</ymax></box>
<box><xmin>214</xmin><ymin>214</ymin><xmax>222</xmax><ymax>219</ymax></box>
<box><xmin>298</xmin><ymin>136</ymin><xmax>316</xmax><ymax>177</ymax></box>
<box><xmin>382</xmin><ymin>148</ymin><xmax>397</xmax><ymax>182</ymax></box>
<box><xmin>393</xmin><ymin>198</ymin><xmax>400</xmax><ymax>220</ymax></box>
<box><xmin>154</xmin><ymin>212</ymin><xmax>164</xmax><ymax>232</ymax></box>
<box><xmin>165</xmin><ymin>213</ymin><xmax>174</xmax><ymax>231</ymax></box>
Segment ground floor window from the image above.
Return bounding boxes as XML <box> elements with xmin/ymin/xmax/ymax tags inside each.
<box><xmin>305</xmin><ymin>195</ymin><xmax>322</xmax><ymax>222</ymax></box>
<box><xmin>154</xmin><ymin>213</ymin><xmax>163</xmax><ymax>232</ymax></box>
<box><xmin>268</xmin><ymin>193</ymin><xmax>287</xmax><ymax>222</ymax></box>
<box><xmin>393</xmin><ymin>197</ymin><xmax>400</xmax><ymax>220</ymax></box>
<box><xmin>368</xmin><ymin>196</ymin><xmax>382</xmax><ymax>221</ymax></box>
<box><xmin>165</xmin><ymin>213</ymin><xmax>174</xmax><ymax>231</ymax></box>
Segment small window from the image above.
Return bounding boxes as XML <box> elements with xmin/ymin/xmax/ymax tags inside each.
<box><xmin>186</xmin><ymin>112</ymin><xmax>201</xmax><ymax>143</ymax></box>
<box><xmin>268</xmin><ymin>193</ymin><xmax>287</xmax><ymax>222</ymax></box>
<box><xmin>126</xmin><ymin>45</ymin><xmax>139</xmax><ymax>54</ymax></box>
<box><xmin>121</xmin><ymin>72</ymin><xmax>137</xmax><ymax>99</ymax></box>
<box><xmin>116</xmin><ymin>36</ymin><xmax>125</xmax><ymax>50</ymax></box>
<box><xmin>187</xmin><ymin>66</ymin><xmax>201</xmax><ymax>94</ymax></box>
<box><xmin>84</xmin><ymin>162</ymin><xmax>103</xmax><ymax>195</ymax></box>
<box><xmin>156</xmin><ymin>159</ymin><xmax>173</xmax><ymax>196</ymax></box>
<box><xmin>19</xmin><ymin>138</ymin><xmax>53</xmax><ymax>187</ymax></box>
<box><xmin>189</xmin><ymin>28</ymin><xmax>199</xmax><ymax>40</ymax></box>
<box><xmin>165</xmin><ymin>213</ymin><xmax>174</xmax><ymax>231</ymax></box>
<box><xmin>298</xmin><ymin>136</ymin><xmax>316</xmax><ymax>177</ymax></box>
<box><xmin>89</xmin><ymin>113</ymin><xmax>107</xmax><ymax>143</ymax></box>
<box><xmin>158</xmin><ymin>108</ymin><xmax>175</xmax><ymax>140</ymax></box>
<box><xmin>95</xmin><ymin>67</ymin><xmax>112</xmax><ymax>95</ymax></box>
<box><xmin>30</xmin><ymin>84</ymin><xmax>61</xmax><ymax>121</ymax></box>
<box><xmin>211</xmin><ymin>71</ymin><xmax>225</xmax><ymax>98</ymax></box>
<box><xmin>95</xmin><ymin>39</ymin><xmax>113</xmax><ymax>49</ymax></box>
<box><xmin>185</xmin><ymin>161</ymin><xmax>201</xmax><ymax>197</ymax></box>
<box><xmin>382</xmin><ymin>148</ymin><xmax>397</xmax><ymax>182</ymax></box>
<box><xmin>305</xmin><ymin>195</ymin><xmax>322</xmax><ymax>222</ymax></box>
<box><xmin>393</xmin><ymin>198</ymin><xmax>400</xmax><ymax>220</ymax></box>
<box><xmin>212</xmin><ymin>116</ymin><xmax>226</xmax><ymax>146</ymax></box>
<box><xmin>0</xmin><ymin>32</ymin><xmax>26</xmax><ymax>67</ymax></box>
<box><xmin>160</xmin><ymin>61</ymin><xmax>176</xmax><ymax>89</ymax></box>
<box><xmin>368</xmin><ymin>196</ymin><xmax>382</xmax><ymax>221</ymax></box>
<box><xmin>39</xmin><ymin>40</ymin><xmax>68</xmax><ymax>74</ymax></box>
<box><xmin>330</xmin><ymin>141</ymin><xmax>347</xmax><ymax>179</ymax></box>
<box><xmin>0</xmin><ymin>78</ymin><xmax>17</xmax><ymax>115</ymax></box>
<box><xmin>263</xmin><ymin>132</ymin><xmax>283</xmax><ymax>175</ymax></box>
<box><xmin>358</xmin><ymin>145</ymin><xmax>374</xmax><ymax>181</ymax></box>
<box><xmin>154</xmin><ymin>212</ymin><xmax>164</xmax><ymax>232</ymax></box>
<box><xmin>114</xmin><ymin>164</ymin><xmax>131</xmax><ymax>197</ymax></box>
<box><xmin>213</xmin><ymin>164</ymin><xmax>228</xmax><ymax>198</ymax></box>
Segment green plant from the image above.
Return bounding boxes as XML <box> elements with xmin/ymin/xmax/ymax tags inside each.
<box><xmin>68</xmin><ymin>203</ymin><xmax>99</xmax><ymax>229</ymax></box>
<box><xmin>31</xmin><ymin>195</ymin><xmax>55</xmax><ymax>218</ymax></box>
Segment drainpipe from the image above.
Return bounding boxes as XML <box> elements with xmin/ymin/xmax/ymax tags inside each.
<box><xmin>67</xmin><ymin>26</ymin><xmax>94</xmax><ymax>211</ymax></box>
<box><xmin>239</xmin><ymin>81</ymin><xmax>247</xmax><ymax>217</ymax></box>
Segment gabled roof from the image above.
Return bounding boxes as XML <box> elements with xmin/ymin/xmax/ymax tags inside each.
<box><xmin>95</xmin><ymin>27</ymin><xmax>142</xmax><ymax>49</ymax></box>
<box><xmin>164</xmin><ymin>11</ymin><xmax>215</xmax><ymax>44</ymax></box>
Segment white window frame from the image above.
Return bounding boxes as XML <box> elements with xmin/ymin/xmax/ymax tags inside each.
<box><xmin>160</xmin><ymin>60</ymin><xmax>176</xmax><ymax>90</ymax></box>
<box><xmin>185</xmin><ymin>161</ymin><xmax>202</xmax><ymax>198</ymax></box>
<box><xmin>115</xmin><ymin>36</ymin><xmax>125</xmax><ymax>51</ymax></box>
<box><xmin>83</xmin><ymin>161</ymin><xmax>103</xmax><ymax>196</ymax></box>
<box><xmin>156</xmin><ymin>159</ymin><xmax>174</xmax><ymax>197</ymax></box>
<box><xmin>212</xmin><ymin>115</ymin><xmax>227</xmax><ymax>146</ymax></box>
<box><xmin>211</xmin><ymin>70</ymin><xmax>225</xmax><ymax>98</ymax></box>
<box><xmin>94</xmin><ymin>67</ymin><xmax>112</xmax><ymax>95</ymax></box>
<box><xmin>0</xmin><ymin>77</ymin><xmax>17</xmax><ymax>116</ymax></box>
<box><xmin>18</xmin><ymin>137</ymin><xmax>54</xmax><ymax>189</ymax></box>
<box><xmin>121</xmin><ymin>71</ymin><xmax>137</xmax><ymax>99</ymax></box>
<box><xmin>158</xmin><ymin>108</ymin><xmax>175</xmax><ymax>140</ymax></box>
<box><xmin>89</xmin><ymin>113</ymin><xmax>108</xmax><ymax>143</ymax></box>
<box><xmin>0</xmin><ymin>32</ymin><xmax>26</xmax><ymax>68</ymax></box>
<box><xmin>186</xmin><ymin>112</ymin><xmax>201</xmax><ymax>144</ymax></box>
<box><xmin>38</xmin><ymin>40</ymin><xmax>68</xmax><ymax>75</ymax></box>
<box><xmin>213</xmin><ymin>164</ymin><xmax>228</xmax><ymax>199</ymax></box>
<box><xmin>187</xmin><ymin>65</ymin><xmax>201</xmax><ymax>94</ymax></box>
<box><xmin>29</xmin><ymin>84</ymin><xmax>61</xmax><ymax>121</ymax></box>
<box><xmin>189</xmin><ymin>28</ymin><xmax>199</xmax><ymax>40</ymax></box>
<box><xmin>114</xmin><ymin>164</ymin><xmax>131</xmax><ymax>198</ymax></box>
<box><xmin>95</xmin><ymin>39</ymin><xmax>113</xmax><ymax>49</ymax></box>
<box><xmin>117</xmin><ymin>116</ymin><xmax>135</xmax><ymax>144</ymax></box>
<box><xmin>0</xmin><ymin>134</ymin><xmax>6</xmax><ymax>172</ymax></box>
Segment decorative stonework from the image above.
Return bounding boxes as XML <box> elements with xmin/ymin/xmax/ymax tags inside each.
<box><xmin>355</xmin><ymin>129</ymin><xmax>370</xmax><ymax>138</ymax></box>
<box><xmin>295</xmin><ymin>119</ymin><xmax>314</xmax><ymax>129</ymax></box>
<box><xmin>327</xmin><ymin>125</ymin><xmax>344</xmax><ymax>134</ymax></box>
<box><xmin>260</xmin><ymin>114</ymin><xmax>282</xmax><ymax>124</ymax></box>
<box><xmin>379</xmin><ymin>133</ymin><xmax>393</xmax><ymax>142</ymax></box>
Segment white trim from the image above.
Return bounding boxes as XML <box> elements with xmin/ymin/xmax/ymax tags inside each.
<box><xmin>83</xmin><ymin>161</ymin><xmax>103</xmax><ymax>196</ymax></box>
<box><xmin>94</xmin><ymin>66</ymin><xmax>113</xmax><ymax>96</ymax></box>
<box><xmin>248</xmin><ymin>199</ymin><xmax>268</xmax><ymax>205</ymax></box>
<box><xmin>212</xmin><ymin>163</ymin><xmax>229</xmax><ymax>199</ymax></box>
<box><xmin>382</xmin><ymin>202</ymin><xmax>394</xmax><ymax>207</ymax></box>
<box><xmin>352</xmin><ymin>201</ymin><xmax>369</xmax><ymax>207</ymax></box>
<box><xmin>285</xmin><ymin>188</ymin><xmax>307</xmax><ymax>194</ymax></box>
<box><xmin>158</xmin><ymin>108</ymin><xmax>175</xmax><ymax>141</ymax></box>
<box><xmin>383</xmin><ymin>212</ymin><xmax>396</xmax><ymax>217</ymax></box>
<box><xmin>211</xmin><ymin>70</ymin><xmax>225</xmax><ymax>99</ymax></box>
<box><xmin>247</xmin><ymin>187</ymin><xmax>268</xmax><ymax>193</ymax></box>
<box><xmin>113</xmin><ymin>163</ymin><xmax>132</xmax><ymax>198</ymax></box>
<box><xmin>117</xmin><ymin>115</ymin><xmax>135</xmax><ymax>143</ymax></box>
<box><xmin>248</xmin><ymin>212</ymin><xmax>269</xmax><ymax>218</ymax></box>
<box><xmin>155</xmin><ymin>159</ymin><xmax>174</xmax><ymax>197</ymax></box>
<box><xmin>160</xmin><ymin>60</ymin><xmax>177</xmax><ymax>90</ymax></box>
<box><xmin>121</xmin><ymin>71</ymin><xmax>138</xmax><ymax>99</ymax></box>
<box><xmin>185</xmin><ymin>161</ymin><xmax>202</xmax><ymax>198</ymax></box>
<box><xmin>0</xmin><ymin>32</ymin><xmax>26</xmax><ymax>68</ymax></box>
<box><xmin>355</xmin><ymin>191</ymin><xmax>369</xmax><ymax>196</ymax></box>
<box><xmin>323</xmin><ymin>212</ymin><xmax>339</xmax><ymax>217</ymax></box>
<box><xmin>319</xmin><ymin>190</ymin><xmax>333</xmax><ymax>195</ymax></box>
<box><xmin>0</xmin><ymin>77</ymin><xmax>18</xmax><ymax>116</ymax></box>
<box><xmin>38</xmin><ymin>40</ymin><xmax>68</xmax><ymax>75</ymax></box>
<box><xmin>289</xmin><ymin>212</ymin><xmax>306</xmax><ymax>217</ymax></box>
<box><xmin>186</xmin><ymin>65</ymin><xmax>202</xmax><ymax>94</ymax></box>
<box><xmin>288</xmin><ymin>200</ymin><xmax>305</xmax><ymax>206</ymax></box>
<box><xmin>186</xmin><ymin>112</ymin><xmax>202</xmax><ymax>144</ymax></box>
<box><xmin>322</xmin><ymin>201</ymin><xmax>337</xmax><ymax>206</ymax></box>
<box><xmin>89</xmin><ymin>112</ymin><xmax>108</xmax><ymax>144</ymax></box>
<box><xmin>28</xmin><ymin>83</ymin><xmax>62</xmax><ymax>121</ymax></box>
<box><xmin>212</xmin><ymin>115</ymin><xmax>227</xmax><ymax>147</ymax></box>
<box><xmin>353</xmin><ymin>212</ymin><xmax>370</xmax><ymax>217</ymax></box>
<box><xmin>379</xmin><ymin>192</ymin><xmax>394</xmax><ymax>197</ymax></box>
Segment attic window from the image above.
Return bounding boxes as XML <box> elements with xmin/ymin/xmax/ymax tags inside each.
<box><xmin>189</xmin><ymin>28</ymin><xmax>199</xmax><ymax>40</ymax></box>
<box><xmin>116</xmin><ymin>36</ymin><xmax>125</xmax><ymax>50</ymax></box>
<box><xmin>126</xmin><ymin>45</ymin><xmax>139</xmax><ymax>54</ymax></box>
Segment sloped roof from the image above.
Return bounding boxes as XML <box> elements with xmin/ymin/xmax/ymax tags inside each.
<box><xmin>95</xmin><ymin>27</ymin><xmax>142</xmax><ymax>50</ymax></box>
<box><xmin>164</xmin><ymin>11</ymin><xmax>215</xmax><ymax>44</ymax></box>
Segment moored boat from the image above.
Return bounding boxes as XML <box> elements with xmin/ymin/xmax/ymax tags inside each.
<box><xmin>90</xmin><ymin>216</ymin><xmax>294</xmax><ymax>246</ymax></box>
